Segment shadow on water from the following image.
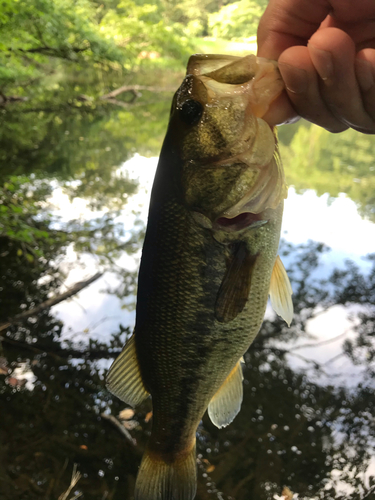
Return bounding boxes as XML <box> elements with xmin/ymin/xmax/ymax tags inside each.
<box><xmin>2</xmin><ymin>236</ymin><xmax>375</xmax><ymax>500</ymax></box>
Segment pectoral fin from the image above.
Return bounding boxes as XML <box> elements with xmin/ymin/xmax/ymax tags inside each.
<box><xmin>215</xmin><ymin>243</ymin><xmax>257</xmax><ymax>323</ymax></box>
<box><xmin>106</xmin><ymin>334</ymin><xmax>149</xmax><ymax>407</ymax></box>
<box><xmin>269</xmin><ymin>255</ymin><xmax>293</xmax><ymax>326</ymax></box>
<box><xmin>208</xmin><ymin>360</ymin><xmax>244</xmax><ymax>428</ymax></box>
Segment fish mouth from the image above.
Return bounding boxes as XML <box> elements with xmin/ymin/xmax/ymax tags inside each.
<box><xmin>214</xmin><ymin>212</ymin><xmax>268</xmax><ymax>232</ymax></box>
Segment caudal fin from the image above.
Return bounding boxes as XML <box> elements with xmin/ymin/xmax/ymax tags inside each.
<box><xmin>134</xmin><ymin>443</ymin><xmax>197</xmax><ymax>500</ymax></box>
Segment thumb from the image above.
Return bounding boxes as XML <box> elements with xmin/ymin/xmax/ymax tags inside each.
<box><xmin>257</xmin><ymin>0</ymin><xmax>331</xmax><ymax>59</ymax></box>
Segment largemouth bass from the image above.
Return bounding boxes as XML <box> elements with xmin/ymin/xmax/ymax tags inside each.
<box><xmin>107</xmin><ymin>54</ymin><xmax>293</xmax><ymax>500</ymax></box>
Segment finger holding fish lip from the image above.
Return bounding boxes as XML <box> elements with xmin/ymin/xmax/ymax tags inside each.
<box><xmin>278</xmin><ymin>43</ymin><xmax>348</xmax><ymax>133</ymax></box>
<box><xmin>270</xmin><ymin>28</ymin><xmax>375</xmax><ymax>133</ymax></box>
<box><xmin>260</xmin><ymin>91</ymin><xmax>300</xmax><ymax>128</ymax></box>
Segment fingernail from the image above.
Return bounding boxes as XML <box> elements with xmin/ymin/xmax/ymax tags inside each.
<box><xmin>355</xmin><ymin>58</ymin><xmax>375</xmax><ymax>92</ymax></box>
<box><xmin>278</xmin><ymin>63</ymin><xmax>307</xmax><ymax>94</ymax></box>
<box><xmin>308</xmin><ymin>43</ymin><xmax>333</xmax><ymax>81</ymax></box>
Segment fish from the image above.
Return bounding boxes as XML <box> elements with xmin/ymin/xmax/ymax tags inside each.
<box><xmin>106</xmin><ymin>53</ymin><xmax>293</xmax><ymax>500</ymax></box>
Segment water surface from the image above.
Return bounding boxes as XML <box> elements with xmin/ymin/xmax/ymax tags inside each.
<box><xmin>1</xmin><ymin>90</ymin><xmax>375</xmax><ymax>500</ymax></box>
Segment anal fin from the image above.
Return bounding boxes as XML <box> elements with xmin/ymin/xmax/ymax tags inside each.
<box><xmin>208</xmin><ymin>359</ymin><xmax>243</xmax><ymax>429</ymax></box>
<box><xmin>215</xmin><ymin>242</ymin><xmax>257</xmax><ymax>323</ymax></box>
<box><xmin>269</xmin><ymin>255</ymin><xmax>293</xmax><ymax>326</ymax></box>
<box><xmin>106</xmin><ymin>334</ymin><xmax>149</xmax><ymax>407</ymax></box>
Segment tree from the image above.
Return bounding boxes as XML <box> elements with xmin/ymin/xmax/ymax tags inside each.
<box><xmin>208</xmin><ymin>0</ymin><xmax>268</xmax><ymax>40</ymax></box>
<box><xmin>281</xmin><ymin>123</ymin><xmax>375</xmax><ymax>222</ymax></box>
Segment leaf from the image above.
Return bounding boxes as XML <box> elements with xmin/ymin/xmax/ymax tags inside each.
<box><xmin>119</xmin><ymin>408</ymin><xmax>135</xmax><ymax>420</ymax></box>
<box><xmin>144</xmin><ymin>411</ymin><xmax>153</xmax><ymax>423</ymax></box>
<box><xmin>4</xmin><ymin>182</ymin><xmax>15</xmax><ymax>191</ymax></box>
<box><xmin>26</xmin><ymin>253</ymin><xmax>34</xmax><ymax>263</ymax></box>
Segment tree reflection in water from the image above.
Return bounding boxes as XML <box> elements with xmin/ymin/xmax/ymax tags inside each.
<box><xmin>1</xmin><ymin>240</ymin><xmax>375</xmax><ymax>500</ymax></box>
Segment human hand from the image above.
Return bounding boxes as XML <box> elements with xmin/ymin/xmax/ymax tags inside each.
<box><xmin>257</xmin><ymin>0</ymin><xmax>375</xmax><ymax>133</ymax></box>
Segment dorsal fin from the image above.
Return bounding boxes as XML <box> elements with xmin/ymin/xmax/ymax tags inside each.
<box><xmin>208</xmin><ymin>359</ymin><xmax>244</xmax><ymax>428</ymax></box>
<box><xmin>106</xmin><ymin>334</ymin><xmax>149</xmax><ymax>407</ymax></box>
<box><xmin>269</xmin><ymin>255</ymin><xmax>293</xmax><ymax>326</ymax></box>
<box><xmin>215</xmin><ymin>242</ymin><xmax>257</xmax><ymax>323</ymax></box>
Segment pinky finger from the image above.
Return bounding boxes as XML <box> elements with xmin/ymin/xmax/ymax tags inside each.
<box><xmin>355</xmin><ymin>48</ymin><xmax>375</xmax><ymax>129</ymax></box>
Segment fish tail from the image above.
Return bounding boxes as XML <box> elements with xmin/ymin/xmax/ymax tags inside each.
<box><xmin>134</xmin><ymin>442</ymin><xmax>197</xmax><ymax>500</ymax></box>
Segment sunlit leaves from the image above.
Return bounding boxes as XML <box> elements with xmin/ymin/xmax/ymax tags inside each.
<box><xmin>0</xmin><ymin>0</ymin><xmax>124</xmax><ymax>87</ymax></box>
<box><xmin>208</xmin><ymin>0</ymin><xmax>267</xmax><ymax>40</ymax></box>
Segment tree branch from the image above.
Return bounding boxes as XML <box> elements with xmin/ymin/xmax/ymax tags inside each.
<box><xmin>0</xmin><ymin>272</ymin><xmax>103</xmax><ymax>332</ymax></box>
<box><xmin>0</xmin><ymin>336</ymin><xmax>122</xmax><ymax>359</ymax></box>
<box><xmin>289</xmin><ymin>328</ymin><xmax>351</xmax><ymax>351</ymax></box>
<box><xmin>101</xmin><ymin>98</ymin><xmax>132</xmax><ymax>108</ymax></box>
<box><xmin>8</xmin><ymin>45</ymin><xmax>88</xmax><ymax>57</ymax></box>
<box><xmin>100</xmin><ymin>84</ymin><xmax>175</xmax><ymax>100</ymax></box>
<box><xmin>0</xmin><ymin>91</ymin><xmax>28</xmax><ymax>106</ymax></box>
<box><xmin>100</xmin><ymin>413</ymin><xmax>137</xmax><ymax>447</ymax></box>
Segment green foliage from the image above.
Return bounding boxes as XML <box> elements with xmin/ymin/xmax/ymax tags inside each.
<box><xmin>0</xmin><ymin>173</ymin><xmax>140</xmax><ymax>301</ymax></box>
<box><xmin>0</xmin><ymin>0</ymin><xmax>182</xmax><ymax>313</ymax></box>
<box><xmin>0</xmin><ymin>98</ymin><xmax>173</xmax><ymax>210</ymax></box>
<box><xmin>156</xmin><ymin>0</ymin><xmax>217</xmax><ymax>37</ymax></box>
<box><xmin>0</xmin><ymin>0</ymin><xmax>124</xmax><ymax>88</ymax></box>
<box><xmin>281</xmin><ymin>123</ymin><xmax>375</xmax><ymax>221</ymax></box>
<box><xmin>208</xmin><ymin>0</ymin><xmax>268</xmax><ymax>40</ymax></box>
<box><xmin>0</xmin><ymin>175</ymin><xmax>66</xmax><ymax>264</ymax></box>
<box><xmin>0</xmin><ymin>0</ymin><xmax>191</xmax><ymax>116</ymax></box>
<box><xmin>0</xmin><ymin>0</ymin><xmax>189</xmax><ymax>212</ymax></box>
<box><xmin>99</xmin><ymin>0</ymin><xmax>193</xmax><ymax>64</ymax></box>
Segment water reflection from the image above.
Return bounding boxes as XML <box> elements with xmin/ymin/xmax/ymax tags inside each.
<box><xmin>2</xmin><ymin>69</ymin><xmax>375</xmax><ymax>500</ymax></box>
<box><xmin>2</xmin><ymin>233</ymin><xmax>375</xmax><ymax>499</ymax></box>
<box><xmin>279</xmin><ymin>121</ymin><xmax>375</xmax><ymax>222</ymax></box>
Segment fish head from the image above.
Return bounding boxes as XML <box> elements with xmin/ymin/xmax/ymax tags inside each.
<box><xmin>167</xmin><ymin>54</ymin><xmax>288</xmax><ymax>232</ymax></box>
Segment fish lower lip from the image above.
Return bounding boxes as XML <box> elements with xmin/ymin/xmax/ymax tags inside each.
<box><xmin>215</xmin><ymin>212</ymin><xmax>267</xmax><ymax>232</ymax></box>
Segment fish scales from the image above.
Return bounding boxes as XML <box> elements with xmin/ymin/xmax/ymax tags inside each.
<box><xmin>107</xmin><ymin>53</ymin><xmax>293</xmax><ymax>500</ymax></box>
<box><xmin>137</xmin><ymin>197</ymin><xmax>280</xmax><ymax>449</ymax></box>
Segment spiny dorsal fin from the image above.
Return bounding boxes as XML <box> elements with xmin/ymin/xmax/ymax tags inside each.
<box><xmin>106</xmin><ymin>334</ymin><xmax>149</xmax><ymax>407</ymax></box>
<box><xmin>269</xmin><ymin>255</ymin><xmax>293</xmax><ymax>326</ymax></box>
<box><xmin>215</xmin><ymin>242</ymin><xmax>257</xmax><ymax>323</ymax></box>
<box><xmin>208</xmin><ymin>359</ymin><xmax>243</xmax><ymax>429</ymax></box>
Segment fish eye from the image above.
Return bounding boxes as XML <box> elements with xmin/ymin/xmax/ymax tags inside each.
<box><xmin>179</xmin><ymin>99</ymin><xmax>203</xmax><ymax>126</ymax></box>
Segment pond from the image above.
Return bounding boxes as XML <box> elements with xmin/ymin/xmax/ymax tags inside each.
<box><xmin>2</xmin><ymin>58</ymin><xmax>375</xmax><ymax>500</ymax></box>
